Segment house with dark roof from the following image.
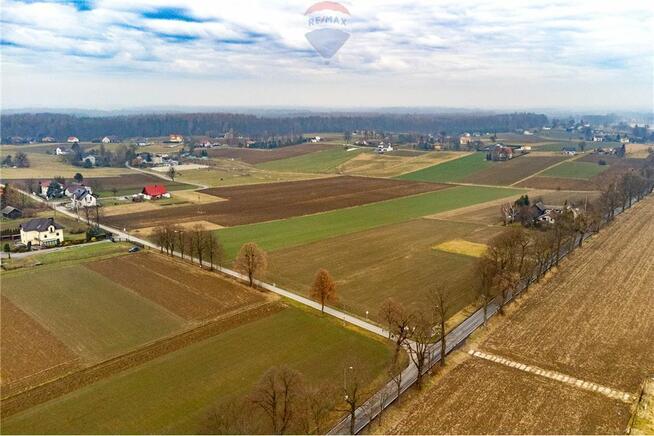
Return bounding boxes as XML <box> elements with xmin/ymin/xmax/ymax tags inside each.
<box><xmin>1</xmin><ymin>206</ymin><xmax>22</xmax><ymax>219</ymax></box>
<box><xmin>71</xmin><ymin>187</ymin><xmax>97</xmax><ymax>208</ymax></box>
<box><xmin>20</xmin><ymin>217</ymin><xmax>64</xmax><ymax>247</ymax></box>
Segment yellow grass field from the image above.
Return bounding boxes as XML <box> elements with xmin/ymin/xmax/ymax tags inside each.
<box><xmin>132</xmin><ymin>220</ymin><xmax>224</xmax><ymax>236</ymax></box>
<box><xmin>338</xmin><ymin>151</ymin><xmax>465</xmax><ymax>177</ymax></box>
<box><xmin>433</xmin><ymin>239</ymin><xmax>488</xmax><ymax>257</ymax></box>
<box><xmin>625</xmin><ymin>143</ymin><xmax>653</xmax><ymax>159</ymax></box>
<box><xmin>0</xmin><ymin>152</ymin><xmax>131</xmax><ymax>179</ymax></box>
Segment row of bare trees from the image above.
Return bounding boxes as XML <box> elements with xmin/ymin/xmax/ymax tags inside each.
<box><xmin>152</xmin><ymin>224</ymin><xmax>224</xmax><ymax>269</ymax></box>
<box><xmin>378</xmin><ymin>286</ymin><xmax>452</xmax><ymax>390</ymax></box>
<box><xmin>478</xmin><ymin>162</ymin><xmax>654</xmax><ymax>325</ymax></box>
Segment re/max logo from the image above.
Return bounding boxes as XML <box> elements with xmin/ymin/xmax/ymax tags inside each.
<box><xmin>308</xmin><ymin>16</ymin><xmax>348</xmax><ymax>26</ymax></box>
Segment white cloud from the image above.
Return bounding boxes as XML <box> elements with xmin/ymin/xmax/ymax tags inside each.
<box><xmin>1</xmin><ymin>0</ymin><xmax>652</xmax><ymax>109</ymax></box>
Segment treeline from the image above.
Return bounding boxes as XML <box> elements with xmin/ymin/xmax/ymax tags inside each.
<box><xmin>1</xmin><ymin>112</ymin><xmax>548</xmax><ymax>140</ymax></box>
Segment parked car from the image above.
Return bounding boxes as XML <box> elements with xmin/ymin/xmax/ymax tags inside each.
<box><xmin>128</xmin><ymin>246</ymin><xmax>140</xmax><ymax>253</ymax></box>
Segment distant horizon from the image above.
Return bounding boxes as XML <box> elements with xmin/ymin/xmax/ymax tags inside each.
<box><xmin>2</xmin><ymin>104</ymin><xmax>653</xmax><ymax>118</ymax></box>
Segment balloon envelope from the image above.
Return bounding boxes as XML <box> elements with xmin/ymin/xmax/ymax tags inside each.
<box><xmin>305</xmin><ymin>28</ymin><xmax>350</xmax><ymax>59</ymax></box>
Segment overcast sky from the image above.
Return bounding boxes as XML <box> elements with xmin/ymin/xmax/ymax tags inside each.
<box><xmin>1</xmin><ymin>0</ymin><xmax>653</xmax><ymax>111</ymax></box>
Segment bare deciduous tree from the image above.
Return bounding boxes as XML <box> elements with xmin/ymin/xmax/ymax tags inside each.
<box><xmin>302</xmin><ymin>384</ymin><xmax>335</xmax><ymax>435</ymax></box>
<box><xmin>235</xmin><ymin>242</ymin><xmax>268</xmax><ymax>287</ymax></box>
<box><xmin>310</xmin><ymin>268</ymin><xmax>337</xmax><ymax>313</ymax></box>
<box><xmin>167</xmin><ymin>165</ymin><xmax>176</xmax><ymax>181</ymax></box>
<box><xmin>338</xmin><ymin>363</ymin><xmax>368</xmax><ymax>435</ymax></box>
<box><xmin>204</xmin><ymin>231</ymin><xmax>224</xmax><ymax>270</ymax></box>
<box><xmin>407</xmin><ymin>312</ymin><xmax>434</xmax><ymax>388</ymax></box>
<box><xmin>379</xmin><ymin>298</ymin><xmax>413</xmax><ymax>363</ymax></box>
<box><xmin>250</xmin><ymin>366</ymin><xmax>303</xmax><ymax>435</ymax></box>
<box><xmin>428</xmin><ymin>287</ymin><xmax>450</xmax><ymax>367</ymax></box>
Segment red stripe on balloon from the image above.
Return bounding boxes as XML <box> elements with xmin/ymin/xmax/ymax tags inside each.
<box><xmin>305</xmin><ymin>1</ymin><xmax>350</xmax><ymax>16</ymax></box>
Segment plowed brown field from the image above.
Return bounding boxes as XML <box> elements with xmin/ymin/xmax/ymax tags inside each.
<box><xmin>104</xmin><ymin>176</ymin><xmax>447</xmax><ymax>229</ymax></box>
<box><xmin>481</xmin><ymin>197</ymin><xmax>654</xmax><ymax>392</ymax></box>
<box><xmin>379</xmin><ymin>196</ymin><xmax>654</xmax><ymax>434</ymax></box>
<box><xmin>384</xmin><ymin>358</ymin><xmax>629</xmax><ymax>434</ymax></box>
<box><xmin>87</xmin><ymin>253</ymin><xmax>264</xmax><ymax>320</ymax></box>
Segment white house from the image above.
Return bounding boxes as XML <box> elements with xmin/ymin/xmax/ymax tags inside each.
<box><xmin>376</xmin><ymin>143</ymin><xmax>394</xmax><ymax>153</ymax></box>
<box><xmin>65</xmin><ymin>184</ymin><xmax>91</xmax><ymax>198</ymax></box>
<box><xmin>20</xmin><ymin>217</ymin><xmax>64</xmax><ymax>248</ymax></box>
<box><xmin>55</xmin><ymin>147</ymin><xmax>69</xmax><ymax>155</ymax></box>
<box><xmin>71</xmin><ymin>187</ymin><xmax>97</xmax><ymax>208</ymax></box>
<box><xmin>102</xmin><ymin>136</ymin><xmax>111</xmax><ymax>143</ymax></box>
<box><xmin>67</xmin><ymin>136</ymin><xmax>80</xmax><ymax>143</ymax></box>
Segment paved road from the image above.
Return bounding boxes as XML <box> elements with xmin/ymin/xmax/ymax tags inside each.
<box><xmin>13</xmin><ymin>187</ymin><xmax>389</xmax><ymax>341</ymax></box>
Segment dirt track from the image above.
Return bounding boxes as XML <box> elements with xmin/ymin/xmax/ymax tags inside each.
<box><xmin>104</xmin><ymin>176</ymin><xmax>447</xmax><ymax>229</ymax></box>
<box><xmin>383</xmin><ymin>357</ymin><xmax>630</xmax><ymax>434</ymax></box>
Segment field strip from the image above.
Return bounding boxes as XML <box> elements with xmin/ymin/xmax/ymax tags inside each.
<box><xmin>0</xmin><ymin>301</ymin><xmax>283</xmax><ymax>418</ymax></box>
<box><xmin>510</xmin><ymin>154</ymin><xmax>578</xmax><ymax>186</ymax></box>
<box><xmin>468</xmin><ymin>349</ymin><xmax>634</xmax><ymax>403</ymax></box>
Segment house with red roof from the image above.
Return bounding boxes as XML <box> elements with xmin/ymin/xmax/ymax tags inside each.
<box><xmin>141</xmin><ymin>184</ymin><xmax>170</xmax><ymax>200</ymax></box>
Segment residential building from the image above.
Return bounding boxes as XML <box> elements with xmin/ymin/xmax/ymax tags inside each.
<box><xmin>67</xmin><ymin>136</ymin><xmax>80</xmax><ymax>143</ymax></box>
<box><xmin>488</xmin><ymin>144</ymin><xmax>513</xmax><ymax>161</ymax></box>
<box><xmin>168</xmin><ymin>134</ymin><xmax>184</xmax><ymax>143</ymax></box>
<box><xmin>459</xmin><ymin>133</ymin><xmax>473</xmax><ymax>146</ymax></box>
<box><xmin>71</xmin><ymin>187</ymin><xmax>97</xmax><ymax>208</ymax></box>
<box><xmin>55</xmin><ymin>147</ymin><xmax>69</xmax><ymax>155</ymax></box>
<box><xmin>141</xmin><ymin>185</ymin><xmax>170</xmax><ymax>200</ymax></box>
<box><xmin>1</xmin><ymin>206</ymin><xmax>22</xmax><ymax>219</ymax></box>
<box><xmin>102</xmin><ymin>136</ymin><xmax>112</xmax><ymax>143</ymax></box>
<box><xmin>562</xmin><ymin>146</ymin><xmax>577</xmax><ymax>156</ymax></box>
<box><xmin>20</xmin><ymin>217</ymin><xmax>64</xmax><ymax>247</ymax></box>
<box><xmin>82</xmin><ymin>155</ymin><xmax>96</xmax><ymax>166</ymax></box>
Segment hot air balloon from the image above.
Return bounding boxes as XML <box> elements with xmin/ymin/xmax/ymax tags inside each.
<box><xmin>304</xmin><ymin>1</ymin><xmax>351</xmax><ymax>59</ymax></box>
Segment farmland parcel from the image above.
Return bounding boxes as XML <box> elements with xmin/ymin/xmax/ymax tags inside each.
<box><xmin>104</xmin><ymin>176</ymin><xmax>448</xmax><ymax>230</ymax></box>
<box><xmin>217</xmin><ymin>185</ymin><xmax>524</xmax><ymax>258</ymax></box>
<box><xmin>380</xmin><ymin>197</ymin><xmax>654</xmax><ymax>434</ymax></box>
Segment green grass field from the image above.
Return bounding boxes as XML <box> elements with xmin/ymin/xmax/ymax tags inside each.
<box><xmin>256</xmin><ymin>147</ymin><xmax>362</xmax><ymax>173</ymax></box>
<box><xmin>1</xmin><ymin>264</ymin><xmax>184</xmax><ymax>360</ymax></box>
<box><xmin>2</xmin><ymin>305</ymin><xmax>394</xmax><ymax>434</ymax></box>
<box><xmin>2</xmin><ymin>242</ymin><xmax>128</xmax><ymax>270</ymax></box>
<box><xmin>396</xmin><ymin>153</ymin><xmax>491</xmax><ymax>183</ymax></box>
<box><xmin>541</xmin><ymin>161</ymin><xmax>609</xmax><ymax>180</ymax></box>
<box><xmin>218</xmin><ymin>185</ymin><xmax>523</xmax><ymax>258</ymax></box>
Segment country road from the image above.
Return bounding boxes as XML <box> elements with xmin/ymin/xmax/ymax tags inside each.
<box><xmin>11</xmin><ymin>185</ymin><xmax>649</xmax><ymax>436</ymax></box>
<box><xmin>12</xmin><ymin>187</ymin><xmax>389</xmax><ymax>341</ymax></box>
